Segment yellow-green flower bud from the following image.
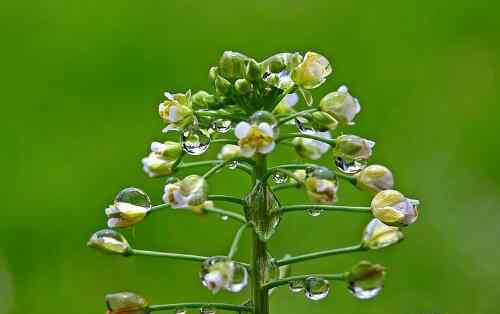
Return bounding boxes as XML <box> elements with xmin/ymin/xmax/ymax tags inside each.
<box><xmin>163</xmin><ymin>175</ymin><xmax>208</xmax><ymax>210</ymax></box>
<box><xmin>105</xmin><ymin>292</ymin><xmax>148</xmax><ymax>314</ymax></box>
<box><xmin>304</xmin><ymin>167</ymin><xmax>338</xmax><ymax>203</ymax></box>
<box><xmin>371</xmin><ymin>190</ymin><xmax>419</xmax><ymax>226</ymax></box>
<box><xmin>215</xmin><ymin>75</ymin><xmax>232</xmax><ymax>95</ymax></box>
<box><xmin>320</xmin><ymin>85</ymin><xmax>361</xmax><ymax>124</ymax></box>
<box><xmin>356</xmin><ymin>165</ymin><xmax>394</xmax><ymax>194</ymax></box>
<box><xmin>347</xmin><ymin>261</ymin><xmax>385</xmax><ymax>299</ymax></box>
<box><xmin>293</xmin><ymin>131</ymin><xmax>331</xmax><ymax>160</ymax></box>
<box><xmin>151</xmin><ymin>141</ymin><xmax>182</xmax><ymax>159</ymax></box>
<box><xmin>245</xmin><ymin>58</ymin><xmax>261</xmax><ymax>82</ymax></box>
<box><xmin>311</xmin><ymin>111</ymin><xmax>338</xmax><ymax>131</ymax></box>
<box><xmin>333</xmin><ymin>134</ymin><xmax>375</xmax><ymax>161</ymax></box>
<box><xmin>361</xmin><ymin>218</ymin><xmax>404</xmax><ymax>250</ymax></box>
<box><xmin>141</xmin><ymin>152</ymin><xmax>175</xmax><ymax>177</ymax></box>
<box><xmin>234</xmin><ymin>78</ymin><xmax>252</xmax><ymax>95</ymax></box>
<box><xmin>291</xmin><ymin>52</ymin><xmax>332</xmax><ymax>89</ymax></box>
<box><xmin>159</xmin><ymin>90</ymin><xmax>194</xmax><ymax>132</ymax></box>
<box><xmin>105</xmin><ymin>201</ymin><xmax>149</xmax><ymax>228</ymax></box>
<box><xmin>87</xmin><ymin>229</ymin><xmax>130</xmax><ymax>255</ymax></box>
<box><xmin>218</xmin><ymin>51</ymin><xmax>247</xmax><ymax>79</ymax></box>
<box><xmin>192</xmin><ymin>90</ymin><xmax>216</xmax><ymax>109</ymax></box>
<box><xmin>218</xmin><ymin>144</ymin><xmax>241</xmax><ymax>160</ymax></box>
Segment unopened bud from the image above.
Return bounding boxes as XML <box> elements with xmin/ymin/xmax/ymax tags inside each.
<box><xmin>311</xmin><ymin>111</ymin><xmax>338</xmax><ymax>131</ymax></box>
<box><xmin>105</xmin><ymin>292</ymin><xmax>148</xmax><ymax>314</ymax></box>
<box><xmin>234</xmin><ymin>79</ymin><xmax>252</xmax><ymax>95</ymax></box>
<box><xmin>371</xmin><ymin>190</ymin><xmax>419</xmax><ymax>226</ymax></box>
<box><xmin>192</xmin><ymin>90</ymin><xmax>216</xmax><ymax>109</ymax></box>
<box><xmin>356</xmin><ymin>165</ymin><xmax>394</xmax><ymax>194</ymax></box>
<box><xmin>245</xmin><ymin>58</ymin><xmax>261</xmax><ymax>82</ymax></box>
<box><xmin>87</xmin><ymin>229</ymin><xmax>130</xmax><ymax>256</ymax></box>
<box><xmin>218</xmin><ymin>51</ymin><xmax>247</xmax><ymax>79</ymax></box>
<box><xmin>215</xmin><ymin>75</ymin><xmax>232</xmax><ymax>95</ymax></box>
<box><xmin>361</xmin><ymin>218</ymin><xmax>404</xmax><ymax>250</ymax></box>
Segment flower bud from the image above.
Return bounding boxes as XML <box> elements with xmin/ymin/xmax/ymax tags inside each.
<box><xmin>320</xmin><ymin>85</ymin><xmax>361</xmax><ymax>124</ymax></box>
<box><xmin>159</xmin><ymin>90</ymin><xmax>194</xmax><ymax>132</ymax></box>
<box><xmin>218</xmin><ymin>51</ymin><xmax>247</xmax><ymax>79</ymax></box>
<box><xmin>106</xmin><ymin>200</ymin><xmax>150</xmax><ymax>228</ymax></box>
<box><xmin>141</xmin><ymin>152</ymin><xmax>175</xmax><ymax>177</ymax></box>
<box><xmin>208</xmin><ymin>66</ymin><xmax>218</xmax><ymax>82</ymax></box>
<box><xmin>347</xmin><ymin>261</ymin><xmax>385</xmax><ymax>299</ymax></box>
<box><xmin>304</xmin><ymin>167</ymin><xmax>338</xmax><ymax>203</ymax></box>
<box><xmin>192</xmin><ymin>90</ymin><xmax>216</xmax><ymax>109</ymax></box>
<box><xmin>151</xmin><ymin>141</ymin><xmax>182</xmax><ymax>159</ymax></box>
<box><xmin>356</xmin><ymin>165</ymin><xmax>394</xmax><ymax>194</ymax></box>
<box><xmin>245</xmin><ymin>58</ymin><xmax>261</xmax><ymax>82</ymax></box>
<box><xmin>234</xmin><ymin>78</ymin><xmax>252</xmax><ymax>95</ymax></box>
<box><xmin>293</xmin><ymin>131</ymin><xmax>331</xmax><ymax>160</ymax></box>
<box><xmin>291</xmin><ymin>52</ymin><xmax>332</xmax><ymax>89</ymax></box>
<box><xmin>218</xmin><ymin>144</ymin><xmax>241</xmax><ymax>160</ymax></box>
<box><xmin>362</xmin><ymin>218</ymin><xmax>404</xmax><ymax>250</ymax></box>
<box><xmin>163</xmin><ymin>175</ymin><xmax>208</xmax><ymax>210</ymax></box>
<box><xmin>311</xmin><ymin>111</ymin><xmax>338</xmax><ymax>131</ymax></box>
<box><xmin>371</xmin><ymin>190</ymin><xmax>419</xmax><ymax>226</ymax></box>
<box><xmin>105</xmin><ymin>292</ymin><xmax>148</xmax><ymax>314</ymax></box>
<box><xmin>333</xmin><ymin>134</ymin><xmax>375</xmax><ymax>162</ymax></box>
<box><xmin>87</xmin><ymin>229</ymin><xmax>130</xmax><ymax>255</ymax></box>
<box><xmin>215</xmin><ymin>75</ymin><xmax>232</xmax><ymax>95</ymax></box>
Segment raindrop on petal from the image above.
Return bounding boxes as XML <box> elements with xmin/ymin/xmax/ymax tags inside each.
<box><xmin>335</xmin><ymin>157</ymin><xmax>367</xmax><ymax>174</ymax></box>
<box><xmin>304</xmin><ymin>277</ymin><xmax>330</xmax><ymax>301</ymax></box>
<box><xmin>114</xmin><ymin>187</ymin><xmax>152</xmax><ymax>210</ymax></box>
<box><xmin>182</xmin><ymin>128</ymin><xmax>211</xmax><ymax>155</ymax></box>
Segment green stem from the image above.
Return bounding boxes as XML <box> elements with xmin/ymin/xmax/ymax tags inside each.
<box><xmin>278</xmin><ymin>204</ymin><xmax>371</xmax><ymax>214</ymax></box>
<box><xmin>228</xmin><ymin>223</ymin><xmax>251</xmax><ymax>259</ymax></box>
<box><xmin>262</xmin><ymin>273</ymin><xmax>348</xmax><ymax>290</ymax></box>
<box><xmin>276</xmin><ymin>133</ymin><xmax>336</xmax><ymax>146</ymax></box>
<box><xmin>211</xmin><ymin>138</ymin><xmax>238</xmax><ymax>145</ymax></box>
<box><xmin>265</xmin><ymin>167</ymin><xmax>304</xmax><ymax>184</ymax></box>
<box><xmin>275</xmin><ymin>244</ymin><xmax>366</xmax><ymax>266</ymax></box>
<box><xmin>277</xmin><ymin>108</ymin><xmax>319</xmax><ymax>126</ymax></box>
<box><xmin>131</xmin><ymin>249</ymin><xmax>207</xmax><ymax>262</ymax></box>
<box><xmin>208</xmin><ymin>194</ymin><xmax>247</xmax><ymax>206</ymax></box>
<box><xmin>271</xmin><ymin>163</ymin><xmax>358</xmax><ymax>185</ymax></box>
<box><xmin>271</xmin><ymin>182</ymin><xmax>301</xmax><ymax>192</ymax></box>
<box><xmin>148</xmin><ymin>204</ymin><xmax>246</xmax><ymax>224</ymax></box>
<box><xmin>148</xmin><ymin>302</ymin><xmax>252</xmax><ymax>312</ymax></box>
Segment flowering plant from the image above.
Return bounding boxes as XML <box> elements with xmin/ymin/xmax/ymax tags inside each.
<box><xmin>88</xmin><ymin>50</ymin><xmax>419</xmax><ymax>314</ymax></box>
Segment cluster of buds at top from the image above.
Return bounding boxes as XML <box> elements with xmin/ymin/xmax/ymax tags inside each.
<box><xmin>87</xmin><ymin>50</ymin><xmax>421</xmax><ymax>314</ymax></box>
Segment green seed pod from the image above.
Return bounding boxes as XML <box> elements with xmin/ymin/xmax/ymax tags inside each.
<box><xmin>235</xmin><ymin>78</ymin><xmax>252</xmax><ymax>95</ymax></box>
<box><xmin>311</xmin><ymin>111</ymin><xmax>339</xmax><ymax>131</ymax></box>
<box><xmin>245</xmin><ymin>58</ymin><xmax>261</xmax><ymax>82</ymax></box>
<box><xmin>218</xmin><ymin>51</ymin><xmax>247</xmax><ymax>79</ymax></box>
<box><xmin>215</xmin><ymin>75</ymin><xmax>232</xmax><ymax>95</ymax></box>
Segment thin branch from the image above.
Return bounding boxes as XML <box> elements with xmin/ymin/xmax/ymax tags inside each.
<box><xmin>265</xmin><ymin>167</ymin><xmax>304</xmax><ymax>184</ymax></box>
<box><xmin>277</xmin><ymin>108</ymin><xmax>319</xmax><ymax>126</ymax></box>
<box><xmin>271</xmin><ymin>182</ymin><xmax>301</xmax><ymax>192</ymax></box>
<box><xmin>208</xmin><ymin>195</ymin><xmax>247</xmax><ymax>206</ymax></box>
<box><xmin>131</xmin><ymin>249</ymin><xmax>207</xmax><ymax>262</ymax></box>
<box><xmin>228</xmin><ymin>223</ymin><xmax>251</xmax><ymax>259</ymax></box>
<box><xmin>211</xmin><ymin>138</ymin><xmax>238</xmax><ymax>145</ymax></box>
<box><xmin>148</xmin><ymin>302</ymin><xmax>252</xmax><ymax>312</ymax></box>
<box><xmin>148</xmin><ymin>204</ymin><xmax>247</xmax><ymax>224</ymax></box>
<box><xmin>268</xmin><ymin>163</ymin><xmax>358</xmax><ymax>185</ymax></box>
<box><xmin>275</xmin><ymin>244</ymin><xmax>366</xmax><ymax>266</ymax></box>
<box><xmin>262</xmin><ymin>273</ymin><xmax>348</xmax><ymax>290</ymax></box>
<box><xmin>278</xmin><ymin>204</ymin><xmax>371</xmax><ymax>214</ymax></box>
<box><xmin>276</xmin><ymin>133</ymin><xmax>336</xmax><ymax>145</ymax></box>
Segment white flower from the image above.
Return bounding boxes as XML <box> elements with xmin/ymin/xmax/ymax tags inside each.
<box><xmin>371</xmin><ymin>190</ymin><xmax>419</xmax><ymax>226</ymax></box>
<box><xmin>273</xmin><ymin>92</ymin><xmax>299</xmax><ymax>115</ymax></box>
<box><xmin>293</xmin><ymin>130</ymin><xmax>331</xmax><ymax>160</ymax></box>
<box><xmin>159</xmin><ymin>90</ymin><xmax>194</xmax><ymax>132</ymax></box>
<box><xmin>234</xmin><ymin>121</ymin><xmax>276</xmax><ymax>157</ymax></box>
<box><xmin>105</xmin><ymin>202</ymin><xmax>149</xmax><ymax>228</ymax></box>
<box><xmin>162</xmin><ymin>175</ymin><xmax>208</xmax><ymax>210</ymax></box>
<box><xmin>201</xmin><ymin>257</ymin><xmax>237</xmax><ymax>294</ymax></box>
<box><xmin>141</xmin><ymin>141</ymin><xmax>181</xmax><ymax>177</ymax></box>
<box><xmin>320</xmin><ymin>85</ymin><xmax>361</xmax><ymax>124</ymax></box>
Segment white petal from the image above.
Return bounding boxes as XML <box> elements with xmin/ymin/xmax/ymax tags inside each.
<box><xmin>234</xmin><ymin>122</ymin><xmax>251</xmax><ymax>139</ymax></box>
<box><xmin>258</xmin><ymin>123</ymin><xmax>273</xmax><ymax>137</ymax></box>
<box><xmin>240</xmin><ymin>146</ymin><xmax>256</xmax><ymax>158</ymax></box>
<box><xmin>338</xmin><ymin>85</ymin><xmax>349</xmax><ymax>93</ymax></box>
<box><xmin>168</xmin><ymin>106</ymin><xmax>180</xmax><ymax>122</ymax></box>
<box><xmin>107</xmin><ymin>218</ymin><xmax>121</xmax><ymax>228</ymax></box>
<box><xmin>164</xmin><ymin>92</ymin><xmax>174</xmax><ymax>100</ymax></box>
<box><xmin>283</xmin><ymin>93</ymin><xmax>299</xmax><ymax>107</ymax></box>
<box><xmin>151</xmin><ymin>142</ymin><xmax>166</xmax><ymax>153</ymax></box>
<box><xmin>258</xmin><ymin>141</ymin><xmax>275</xmax><ymax>154</ymax></box>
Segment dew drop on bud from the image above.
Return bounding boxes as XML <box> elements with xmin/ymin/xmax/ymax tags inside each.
<box><xmin>304</xmin><ymin>277</ymin><xmax>331</xmax><ymax>301</ymax></box>
<box><xmin>212</xmin><ymin>119</ymin><xmax>232</xmax><ymax>133</ymax></box>
<box><xmin>199</xmin><ymin>307</ymin><xmax>216</xmax><ymax>314</ymax></box>
<box><xmin>182</xmin><ymin>128</ymin><xmax>211</xmax><ymax>155</ymax></box>
<box><xmin>295</xmin><ymin>117</ymin><xmax>315</xmax><ymax>133</ymax></box>
<box><xmin>114</xmin><ymin>187</ymin><xmax>151</xmax><ymax>210</ymax></box>
<box><xmin>288</xmin><ymin>280</ymin><xmax>305</xmax><ymax>293</ymax></box>
<box><xmin>175</xmin><ymin>309</ymin><xmax>187</xmax><ymax>314</ymax></box>
<box><xmin>227</xmin><ymin>263</ymin><xmax>249</xmax><ymax>293</ymax></box>
<box><xmin>307</xmin><ymin>208</ymin><xmax>323</xmax><ymax>217</ymax></box>
<box><xmin>272</xmin><ymin>172</ymin><xmax>288</xmax><ymax>184</ymax></box>
<box><xmin>348</xmin><ymin>281</ymin><xmax>382</xmax><ymax>300</ymax></box>
<box><xmin>335</xmin><ymin>157</ymin><xmax>367</xmax><ymax>174</ymax></box>
<box><xmin>227</xmin><ymin>161</ymin><xmax>238</xmax><ymax>170</ymax></box>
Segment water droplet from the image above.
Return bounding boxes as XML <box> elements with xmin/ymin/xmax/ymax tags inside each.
<box><xmin>295</xmin><ymin>117</ymin><xmax>315</xmax><ymax>133</ymax></box>
<box><xmin>182</xmin><ymin>128</ymin><xmax>211</xmax><ymax>155</ymax></box>
<box><xmin>199</xmin><ymin>307</ymin><xmax>216</xmax><ymax>314</ymax></box>
<box><xmin>288</xmin><ymin>280</ymin><xmax>305</xmax><ymax>293</ymax></box>
<box><xmin>249</xmin><ymin>110</ymin><xmax>277</xmax><ymax>127</ymax></box>
<box><xmin>175</xmin><ymin>309</ymin><xmax>187</xmax><ymax>314</ymax></box>
<box><xmin>304</xmin><ymin>277</ymin><xmax>331</xmax><ymax>301</ymax></box>
<box><xmin>271</xmin><ymin>172</ymin><xmax>288</xmax><ymax>184</ymax></box>
<box><xmin>227</xmin><ymin>263</ymin><xmax>249</xmax><ymax>292</ymax></box>
<box><xmin>348</xmin><ymin>282</ymin><xmax>382</xmax><ymax>300</ymax></box>
<box><xmin>245</xmin><ymin>183</ymin><xmax>282</xmax><ymax>241</ymax></box>
<box><xmin>200</xmin><ymin>256</ymin><xmax>228</xmax><ymax>289</ymax></box>
<box><xmin>335</xmin><ymin>157</ymin><xmax>367</xmax><ymax>174</ymax></box>
<box><xmin>220</xmin><ymin>215</ymin><xmax>229</xmax><ymax>221</ymax></box>
<box><xmin>114</xmin><ymin>187</ymin><xmax>151</xmax><ymax>210</ymax></box>
<box><xmin>307</xmin><ymin>208</ymin><xmax>323</xmax><ymax>217</ymax></box>
<box><xmin>227</xmin><ymin>161</ymin><xmax>238</xmax><ymax>170</ymax></box>
<box><xmin>212</xmin><ymin>119</ymin><xmax>232</xmax><ymax>133</ymax></box>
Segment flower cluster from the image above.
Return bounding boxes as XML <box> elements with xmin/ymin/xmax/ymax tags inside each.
<box><xmin>87</xmin><ymin>50</ymin><xmax>420</xmax><ymax>314</ymax></box>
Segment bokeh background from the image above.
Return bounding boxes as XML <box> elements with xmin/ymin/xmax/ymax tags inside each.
<box><xmin>2</xmin><ymin>0</ymin><xmax>500</xmax><ymax>313</ymax></box>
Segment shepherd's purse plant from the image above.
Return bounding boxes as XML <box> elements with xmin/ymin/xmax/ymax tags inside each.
<box><xmin>88</xmin><ymin>51</ymin><xmax>420</xmax><ymax>314</ymax></box>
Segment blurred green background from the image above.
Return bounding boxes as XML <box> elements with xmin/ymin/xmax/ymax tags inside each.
<box><xmin>1</xmin><ymin>0</ymin><xmax>500</xmax><ymax>313</ymax></box>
